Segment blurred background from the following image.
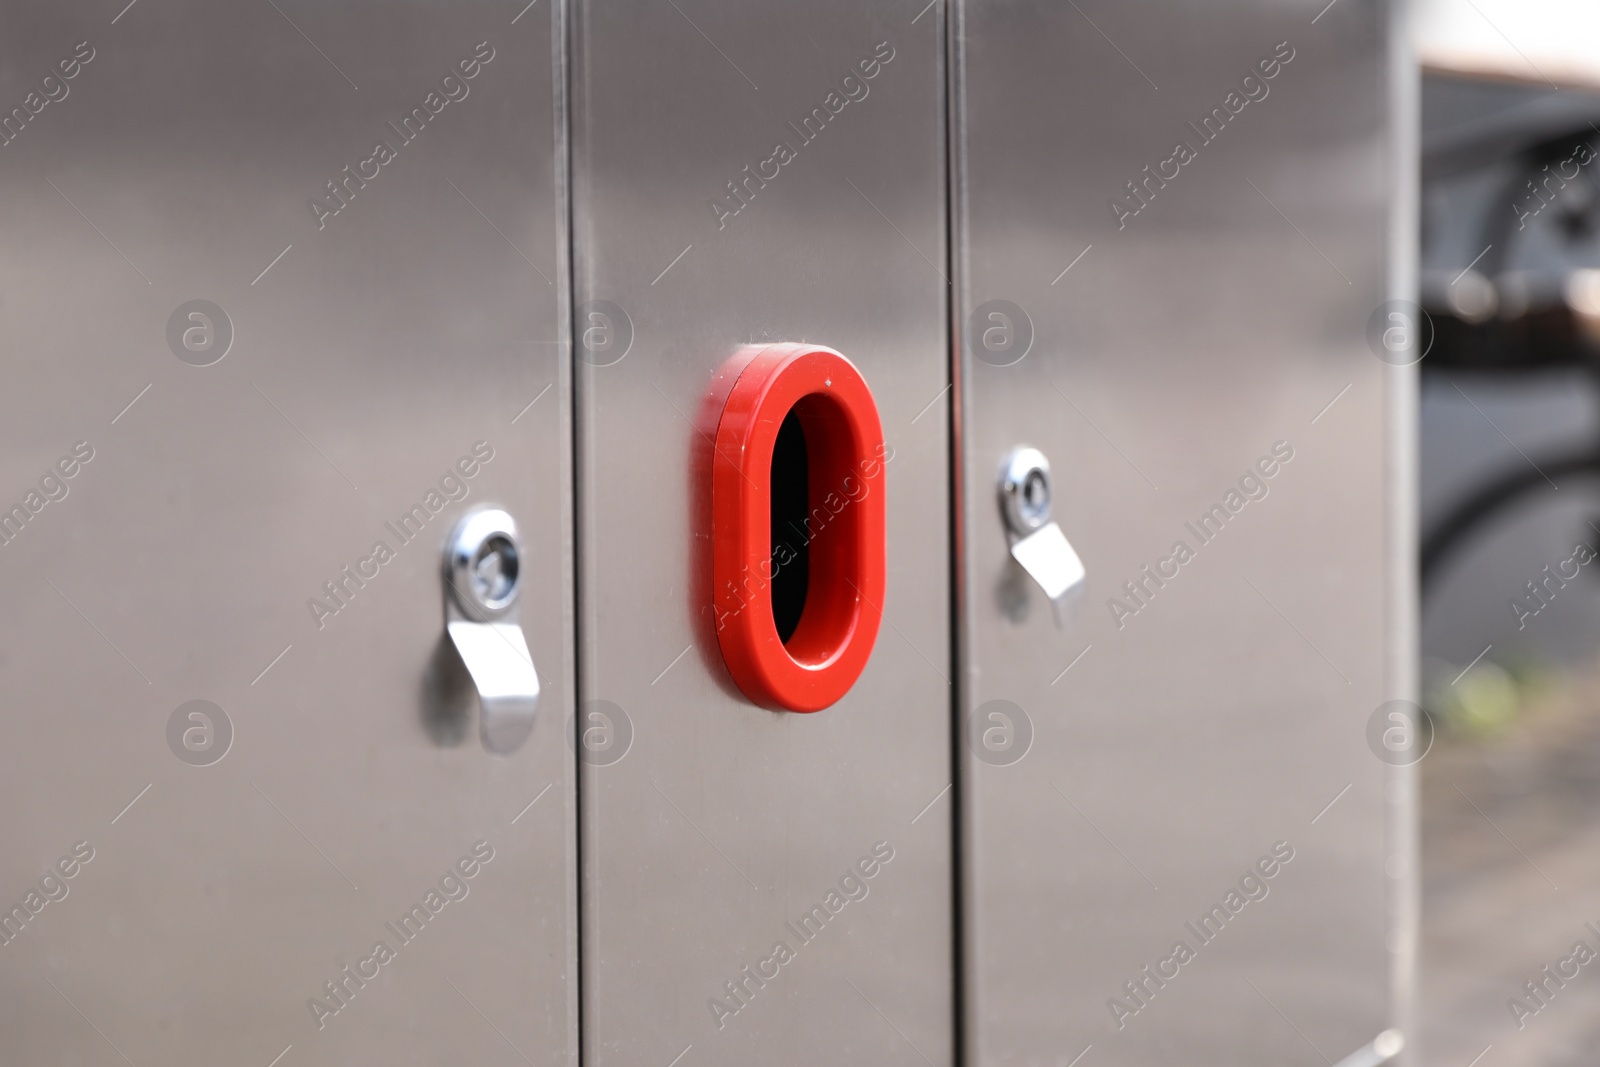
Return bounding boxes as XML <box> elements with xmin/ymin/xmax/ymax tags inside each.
<box><xmin>1416</xmin><ymin>0</ymin><xmax>1600</xmax><ymax>1061</ymax></box>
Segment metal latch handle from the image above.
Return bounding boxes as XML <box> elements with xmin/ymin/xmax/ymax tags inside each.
<box><xmin>999</xmin><ymin>447</ymin><xmax>1086</xmax><ymax>625</ymax></box>
<box><xmin>443</xmin><ymin>508</ymin><xmax>540</xmax><ymax>754</ymax></box>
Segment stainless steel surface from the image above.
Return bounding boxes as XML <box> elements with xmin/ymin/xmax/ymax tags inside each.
<box><xmin>0</xmin><ymin>3</ymin><xmax>577</xmax><ymax>1065</ymax></box>
<box><xmin>0</xmin><ymin>1</ymin><xmax>1414</xmax><ymax>1060</ymax></box>
<box><xmin>952</xmin><ymin>0</ymin><xmax>1396</xmax><ymax>1062</ymax></box>
<box><xmin>569</xmin><ymin>2</ymin><xmax>953</xmax><ymax>1063</ymax></box>
<box><xmin>445</xmin><ymin>508</ymin><xmax>541</xmax><ymax>754</ymax></box>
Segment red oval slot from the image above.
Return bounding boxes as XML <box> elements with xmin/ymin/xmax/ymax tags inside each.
<box><xmin>711</xmin><ymin>344</ymin><xmax>887</xmax><ymax>712</ymax></box>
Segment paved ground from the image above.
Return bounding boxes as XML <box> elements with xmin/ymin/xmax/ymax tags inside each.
<box><xmin>1423</xmin><ymin>659</ymin><xmax>1600</xmax><ymax>1065</ymax></box>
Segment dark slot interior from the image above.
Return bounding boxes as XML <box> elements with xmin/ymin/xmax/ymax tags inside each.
<box><xmin>769</xmin><ymin>407</ymin><xmax>810</xmax><ymax>644</ymax></box>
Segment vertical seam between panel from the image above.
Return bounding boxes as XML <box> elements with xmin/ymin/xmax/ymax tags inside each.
<box><xmin>944</xmin><ymin>2</ymin><xmax>970</xmax><ymax>1065</ymax></box>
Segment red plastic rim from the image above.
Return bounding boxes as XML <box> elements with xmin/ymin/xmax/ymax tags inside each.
<box><xmin>711</xmin><ymin>344</ymin><xmax>887</xmax><ymax>712</ymax></box>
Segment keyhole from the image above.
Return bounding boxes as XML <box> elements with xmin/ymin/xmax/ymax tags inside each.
<box><xmin>472</xmin><ymin>534</ymin><xmax>519</xmax><ymax>606</ymax></box>
<box><xmin>1020</xmin><ymin>469</ymin><xmax>1050</xmax><ymax>525</ymax></box>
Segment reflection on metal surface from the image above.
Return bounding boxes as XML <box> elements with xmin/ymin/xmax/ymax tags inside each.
<box><xmin>1331</xmin><ymin>1028</ymin><xmax>1405</xmax><ymax>1067</ymax></box>
<box><xmin>445</xmin><ymin>509</ymin><xmax>540</xmax><ymax>754</ymax></box>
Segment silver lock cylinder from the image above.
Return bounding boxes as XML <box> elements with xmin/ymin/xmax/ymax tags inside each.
<box><xmin>998</xmin><ymin>447</ymin><xmax>1086</xmax><ymax>624</ymax></box>
<box><xmin>1000</xmin><ymin>446</ymin><xmax>1053</xmax><ymax>534</ymax></box>
<box><xmin>447</xmin><ymin>511</ymin><xmax>522</xmax><ymax>619</ymax></box>
<box><xmin>443</xmin><ymin>508</ymin><xmax>541</xmax><ymax>753</ymax></box>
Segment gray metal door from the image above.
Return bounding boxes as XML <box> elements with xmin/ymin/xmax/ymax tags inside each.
<box><xmin>569</xmin><ymin>2</ymin><xmax>954</xmax><ymax>1063</ymax></box>
<box><xmin>0</xmin><ymin>3</ymin><xmax>577</xmax><ymax>1065</ymax></box>
<box><xmin>951</xmin><ymin>0</ymin><xmax>1404</xmax><ymax>1062</ymax></box>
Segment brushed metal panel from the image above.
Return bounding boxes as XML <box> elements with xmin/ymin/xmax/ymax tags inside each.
<box><xmin>0</xmin><ymin>3</ymin><xmax>576</xmax><ymax>1065</ymax></box>
<box><xmin>569</xmin><ymin>3</ymin><xmax>953</xmax><ymax>1064</ymax></box>
<box><xmin>952</xmin><ymin>1</ymin><xmax>1395</xmax><ymax>1062</ymax></box>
